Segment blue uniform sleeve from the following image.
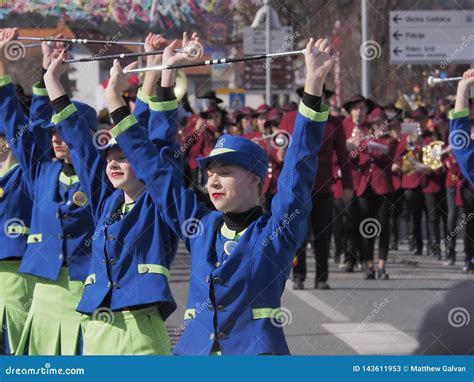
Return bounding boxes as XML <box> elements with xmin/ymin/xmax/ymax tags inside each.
<box><xmin>53</xmin><ymin>104</ymin><xmax>111</xmax><ymax>220</ymax></box>
<box><xmin>449</xmin><ymin>109</ymin><xmax>474</xmax><ymax>186</ymax></box>
<box><xmin>268</xmin><ymin>102</ymin><xmax>329</xmax><ymax>260</ymax></box>
<box><xmin>132</xmin><ymin>88</ymin><xmax>151</xmax><ymax>131</ymax></box>
<box><xmin>111</xmin><ymin>107</ymin><xmax>210</xmax><ymax>250</ymax></box>
<box><xmin>148</xmin><ymin>97</ymin><xmax>179</xmax><ymax>143</ymax></box>
<box><xmin>0</xmin><ymin>76</ymin><xmax>46</xmax><ymax>190</ymax></box>
<box><xmin>28</xmin><ymin>82</ymin><xmax>54</xmax><ymax>158</ymax></box>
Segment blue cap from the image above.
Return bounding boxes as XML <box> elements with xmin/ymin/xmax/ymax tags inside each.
<box><xmin>196</xmin><ymin>134</ymin><xmax>269</xmax><ymax>182</ymax></box>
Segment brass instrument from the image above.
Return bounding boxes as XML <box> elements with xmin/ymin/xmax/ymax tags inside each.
<box><xmin>422</xmin><ymin>141</ymin><xmax>449</xmax><ymax>170</ymax></box>
<box><xmin>402</xmin><ymin>135</ymin><xmax>427</xmax><ymax>174</ymax></box>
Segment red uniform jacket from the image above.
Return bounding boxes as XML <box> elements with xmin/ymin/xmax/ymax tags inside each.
<box><xmin>280</xmin><ymin>111</ymin><xmax>353</xmax><ymax>194</ymax></box>
<box><xmin>355</xmin><ymin>135</ymin><xmax>397</xmax><ymax>196</ymax></box>
<box><xmin>421</xmin><ymin>135</ymin><xmax>446</xmax><ymax>194</ymax></box>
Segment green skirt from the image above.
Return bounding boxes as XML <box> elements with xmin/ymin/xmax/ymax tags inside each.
<box><xmin>16</xmin><ymin>267</ymin><xmax>88</xmax><ymax>355</ymax></box>
<box><xmin>0</xmin><ymin>260</ymin><xmax>35</xmax><ymax>354</ymax></box>
<box><xmin>84</xmin><ymin>305</ymin><xmax>171</xmax><ymax>355</ymax></box>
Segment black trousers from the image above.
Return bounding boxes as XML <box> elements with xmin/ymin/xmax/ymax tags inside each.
<box><xmin>333</xmin><ymin>198</ymin><xmax>346</xmax><ymax>259</ymax></box>
<box><xmin>343</xmin><ymin>196</ymin><xmax>363</xmax><ymax>266</ymax></box>
<box><xmin>446</xmin><ymin>187</ymin><xmax>460</xmax><ymax>257</ymax></box>
<box><xmin>424</xmin><ymin>191</ymin><xmax>445</xmax><ymax>256</ymax></box>
<box><xmin>461</xmin><ymin>186</ymin><xmax>474</xmax><ymax>268</ymax></box>
<box><xmin>404</xmin><ymin>188</ymin><xmax>424</xmax><ymax>254</ymax></box>
<box><xmin>293</xmin><ymin>192</ymin><xmax>333</xmax><ymax>283</ymax></box>
<box><xmin>358</xmin><ymin>187</ymin><xmax>392</xmax><ymax>262</ymax></box>
<box><xmin>389</xmin><ymin>189</ymin><xmax>405</xmax><ymax>247</ymax></box>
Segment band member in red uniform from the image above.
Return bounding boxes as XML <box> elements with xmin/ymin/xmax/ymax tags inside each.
<box><xmin>422</xmin><ymin>113</ymin><xmax>448</xmax><ymax>260</ymax></box>
<box><xmin>354</xmin><ymin>108</ymin><xmax>397</xmax><ymax>280</ymax></box>
<box><xmin>340</xmin><ymin>94</ymin><xmax>373</xmax><ymax>272</ymax></box>
<box><xmin>395</xmin><ymin>118</ymin><xmax>427</xmax><ymax>256</ymax></box>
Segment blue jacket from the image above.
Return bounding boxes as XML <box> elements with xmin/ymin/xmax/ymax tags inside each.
<box><xmin>112</xmin><ymin>100</ymin><xmax>328</xmax><ymax>355</ymax></box>
<box><xmin>0</xmin><ymin>77</ymin><xmax>54</xmax><ymax>260</ymax></box>
<box><xmin>54</xmin><ymin>98</ymin><xmax>179</xmax><ymax>318</ymax></box>
<box><xmin>449</xmin><ymin>109</ymin><xmax>474</xmax><ymax>187</ymax></box>
<box><xmin>0</xmin><ymin>76</ymin><xmax>94</xmax><ymax>281</ymax></box>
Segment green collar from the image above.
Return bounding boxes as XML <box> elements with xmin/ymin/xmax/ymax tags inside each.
<box><xmin>59</xmin><ymin>171</ymin><xmax>80</xmax><ymax>186</ymax></box>
<box><xmin>121</xmin><ymin>202</ymin><xmax>135</xmax><ymax>215</ymax></box>
<box><xmin>220</xmin><ymin>222</ymin><xmax>247</xmax><ymax>241</ymax></box>
<box><xmin>0</xmin><ymin>163</ymin><xmax>19</xmax><ymax>178</ymax></box>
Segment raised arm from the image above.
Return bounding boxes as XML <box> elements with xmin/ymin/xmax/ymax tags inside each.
<box><xmin>44</xmin><ymin>50</ymin><xmax>110</xmax><ymax>218</ymax></box>
<box><xmin>105</xmin><ymin>36</ymin><xmax>208</xmax><ymax>248</ymax></box>
<box><xmin>449</xmin><ymin>69</ymin><xmax>474</xmax><ymax>186</ymax></box>
<box><xmin>268</xmin><ymin>38</ymin><xmax>333</xmax><ymax>258</ymax></box>
<box><xmin>0</xmin><ymin>28</ymin><xmax>47</xmax><ymax>188</ymax></box>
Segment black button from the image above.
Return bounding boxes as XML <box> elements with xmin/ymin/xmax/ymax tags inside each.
<box><xmin>208</xmin><ymin>305</ymin><xmax>215</xmax><ymax>312</ymax></box>
<box><xmin>109</xmin><ymin>259</ymin><xmax>117</xmax><ymax>265</ymax></box>
<box><xmin>217</xmin><ymin>305</ymin><xmax>225</xmax><ymax>312</ymax></box>
<box><xmin>65</xmin><ymin>234</ymin><xmax>72</xmax><ymax>240</ymax></box>
<box><xmin>112</xmin><ymin>282</ymin><xmax>119</xmax><ymax>289</ymax></box>
<box><xmin>213</xmin><ymin>277</ymin><xmax>222</xmax><ymax>284</ymax></box>
<box><xmin>107</xmin><ymin>235</ymin><xmax>115</xmax><ymax>241</ymax></box>
<box><xmin>218</xmin><ymin>333</ymin><xmax>226</xmax><ymax>340</ymax></box>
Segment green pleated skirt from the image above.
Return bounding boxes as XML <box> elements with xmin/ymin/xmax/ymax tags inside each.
<box><xmin>0</xmin><ymin>260</ymin><xmax>35</xmax><ymax>355</ymax></box>
<box><xmin>84</xmin><ymin>305</ymin><xmax>171</xmax><ymax>355</ymax></box>
<box><xmin>16</xmin><ymin>267</ymin><xmax>89</xmax><ymax>355</ymax></box>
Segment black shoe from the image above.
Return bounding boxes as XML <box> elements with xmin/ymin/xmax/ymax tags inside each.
<box><xmin>377</xmin><ymin>268</ymin><xmax>389</xmax><ymax>280</ymax></box>
<box><xmin>293</xmin><ymin>281</ymin><xmax>304</xmax><ymax>290</ymax></box>
<box><xmin>365</xmin><ymin>269</ymin><xmax>376</xmax><ymax>280</ymax></box>
<box><xmin>315</xmin><ymin>281</ymin><xmax>331</xmax><ymax>290</ymax></box>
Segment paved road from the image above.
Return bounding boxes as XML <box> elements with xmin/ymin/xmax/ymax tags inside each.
<box><xmin>166</xmin><ymin>239</ymin><xmax>473</xmax><ymax>355</ymax></box>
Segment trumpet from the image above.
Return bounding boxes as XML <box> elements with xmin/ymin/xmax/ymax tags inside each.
<box><xmin>402</xmin><ymin>151</ymin><xmax>428</xmax><ymax>174</ymax></box>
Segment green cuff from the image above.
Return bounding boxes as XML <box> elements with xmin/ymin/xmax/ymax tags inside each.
<box><xmin>111</xmin><ymin>114</ymin><xmax>138</xmax><ymax>138</ymax></box>
<box><xmin>298</xmin><ymin>102</ymin><xmax>330</xmax><ymax>122</ymax></box>
<box><xmin>0</xmin><ymin>75</ymin><xmax>13</xmax><ymax>87</ymax></box>
<box><xmin>448</xmin><ymin>109</ymin><xmax>469</xmax><ymax>120</ymax></box>
<box><xmin>32</xmin><ymin>82</ymin><xmax>48</xmax><ymax>96</ymax></box>
<box><xmin>149</xmin><ymin>98</ymin><xmax>178</xmax><ymax>112</ymax></box>
<box><xmin>51</xmin><ymin>103</ymin><xmax>77</xmax><ymax>125</ymax></box>
<box><xmin>137</xmin><ymin>88</ymin><xmax>150</xmax><ymax>104</ymax></box>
